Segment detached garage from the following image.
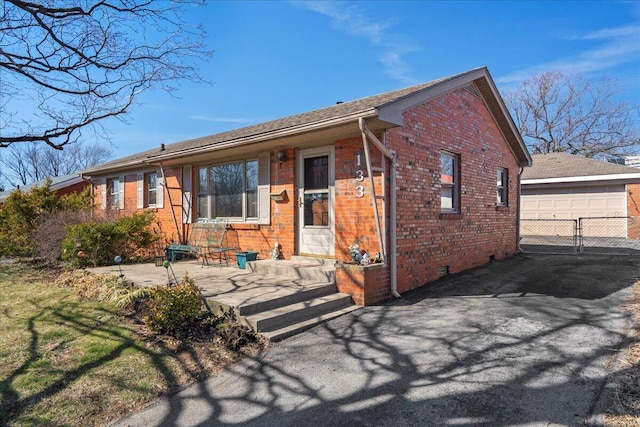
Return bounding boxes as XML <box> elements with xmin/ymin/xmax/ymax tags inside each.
<box><xmin>521</xmin><ymin>152</ymin><xmax>640</xmax><ymax>239</ymax></box>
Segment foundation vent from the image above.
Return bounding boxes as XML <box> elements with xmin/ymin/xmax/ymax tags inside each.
<box><xmin>438</xmin><ymin>265</ymin><xmax>449</xmax><ymax>277</ymax></box>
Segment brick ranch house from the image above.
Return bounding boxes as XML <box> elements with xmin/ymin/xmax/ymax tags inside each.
<box><xmin>81</xmin><ymin>67</ymin><xmax>531</xmax><ymax>305</ymax></box>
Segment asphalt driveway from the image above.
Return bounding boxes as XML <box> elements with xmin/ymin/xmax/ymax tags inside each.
<box><xmin>113</xmin><ymin>253</ymin><xmax>640</xmax><ymax>426</ymax></box>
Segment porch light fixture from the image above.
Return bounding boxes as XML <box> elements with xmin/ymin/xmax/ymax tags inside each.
<box><xmin>270</xmin><ymin>189</ymin><xmax>287</xmax><ymax>202</ymax></box>
<box><xmin>275</xmin><ymin>151</ymin><xmax>287</xmax><ymax>162</ymax></box>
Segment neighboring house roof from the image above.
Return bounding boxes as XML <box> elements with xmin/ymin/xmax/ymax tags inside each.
<box><xmin>522</xmin><ymin>152</ymin><xmax>640</xmax><ymax>185</ymax></box>
<box><xmin>0</xmin><ymin>173</ymin><xmax>85</xmax><ymax>203</ymax></box>
<box><xmin>82</xmin><ymin>66</ymin><xmax>531</xmax><ymax>176</ymax></box>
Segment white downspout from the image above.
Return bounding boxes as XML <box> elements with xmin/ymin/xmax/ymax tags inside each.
<box><xmin>517</xmin><ymin>167</ymin><xmax>524</xmax><ymax>252</ymax></box>
<box><xmin>358</xmin><ymin>118</ymin><xmax>401</xmax><ymax>298</ymax></box>
<box><xmin>389</xmin><ymin>146</ymin><xmax>401</xmax><ymax>298</ymax></box>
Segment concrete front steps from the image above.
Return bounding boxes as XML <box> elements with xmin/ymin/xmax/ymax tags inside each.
<box><xmin>238</xmin><ymin>256</ymin><xmax>359</xmax><ymax>341</ymax></box>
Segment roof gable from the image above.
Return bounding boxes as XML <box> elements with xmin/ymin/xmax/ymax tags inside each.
<box><xmin>83</xmin><ymin>67</ymin><xmax>531</xmax><ymax>175</ymax></box>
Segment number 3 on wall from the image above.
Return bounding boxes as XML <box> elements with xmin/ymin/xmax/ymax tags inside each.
<box><xmin>355</xmin><ymin>185</ymin><xmax>364</xmax><ymax>198</ymax></box>
<box><xmin>355</xmin><ymin>170</ymin><xmax>365</xmax><ymax>182</ymax></box>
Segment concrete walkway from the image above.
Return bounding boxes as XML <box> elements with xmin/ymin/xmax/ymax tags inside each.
<box><xmin>111</xmin><ymin>253</ymin><xmax>640</xmax><ymax>426</ymax></box>
<box><xmin>91</xmin><ymin>259</ymin><xmax>331</xmax><ymax>311</ymax></box>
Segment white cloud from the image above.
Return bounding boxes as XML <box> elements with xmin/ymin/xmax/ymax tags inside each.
<box><xmin>293</xmin><ymin>1</ymin><xmax>420</xmax><ymax>84</ymax></box>
<box><xmin>496</xmin><ymin>23</ymin><xmax>640</xmax><ymax>89</ymax></box>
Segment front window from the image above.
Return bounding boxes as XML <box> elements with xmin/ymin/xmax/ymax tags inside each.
<box><xmin>496</xmin><ymin>168</ymin><xmax>508</xmax><ymax>206</ymax></box>
<box><xmin>146</xmin><ymin>172</ymin><xmax>158</xmax><ymax>207</ymax></box>
<box><xmin>440</xmin><ymin>152</ymin><xmax>459</xmax><ymax>212</ymax></box>
<box><xmin>108</xmin><ymin>178</ymin><xmax>120</xmax><ymax>209</ymax></box>
<box><xmin>197</xmin><ymin>159</ymin><xmax>258</xmax><ymax>220</ymax></box>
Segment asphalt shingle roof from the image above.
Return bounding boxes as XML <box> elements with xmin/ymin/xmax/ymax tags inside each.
<box><xmin>522</xmin><ymin>152</ymin><xmax>640</xmax><ymax>180</ymax></box>
<box><xmin>86</xmin><ymin>70</ymin><xmax>480</xmax><ymax>173</ymax></box>
<box><xmin>83</xmin><ymin>66</ymin><xmax>531</xmax><ymax>174</ymax></box>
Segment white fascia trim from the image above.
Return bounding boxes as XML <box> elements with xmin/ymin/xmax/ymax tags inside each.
<box><xmin>523</xmin><ymin>173</ymin><xmax>640</xmax><ymax>185</ymax></box>
<box><xmin>146</xmin><ymin>109</ymin><xmax>378</xmax><ymax>163</ymax></box>
<box><xmin>85</xmin><ymin>109</ymin><xmax>379</xmax><ymax>176</ymax></box>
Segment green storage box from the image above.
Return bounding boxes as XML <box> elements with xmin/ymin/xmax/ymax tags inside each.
<box><xmin>236</xmin><ymin>251</ymin><xmax>258</xmax><ymax>269</ymax></box>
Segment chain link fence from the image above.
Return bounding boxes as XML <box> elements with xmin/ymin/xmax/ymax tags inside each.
<box><xmin>520</xmin><ymin>217</ymin><xmax>640</xmax><ymax>255</ymax></box>
<box><xmin>519</xmin><ymin>219</ymin><xmax>578</xmax><ymax>254</ymax></box>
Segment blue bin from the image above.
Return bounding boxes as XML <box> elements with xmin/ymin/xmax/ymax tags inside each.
<box><xmin>165</xmin><ymin>248</ymin><xmax>183</xmax><ymax>262</ymax></box>
<box><xmin>236</xmin><ymin>251</ymin><xmax>258</xmax><ymax>269</ymax></box>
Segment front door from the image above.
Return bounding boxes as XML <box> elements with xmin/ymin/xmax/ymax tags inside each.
<box><xmin>297</xmin><ymin>146</ymin><xmax>335</xmax><ymax>257</ymax></box>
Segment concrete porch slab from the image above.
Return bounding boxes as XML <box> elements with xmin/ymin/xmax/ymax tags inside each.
<box><xmin>88</xmin><ymin>260</ymin><xmax>338</xmax><ymax>318</ymax></box>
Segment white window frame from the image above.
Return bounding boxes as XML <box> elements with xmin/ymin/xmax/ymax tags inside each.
<box><xmin>136</xmin><ymin>171</ymin><xmax>163</xmax><ymax>209</ymax></box>
<box><xmin>440</xmin><ymin>152</ymin><xmax>460</xmax><ymax>213</ymax></box>
<box><xmin>197</xmin><ymin>157</ymin><xmax>263</xmax><ymax>222</ymax></box>
<box><xmin>496</xmin><ymin>168</ymin><xmax>508</xmax><ymax>206</ymax></box>
<box><xmin>108</xmin><ymin>177</ymin><xmax>123</xmax><ymax>210</ymax></box>
<box><xmin>146</xmin><ymin>171</ymin><xmax>159</xmax><ymax>208</ymax></box>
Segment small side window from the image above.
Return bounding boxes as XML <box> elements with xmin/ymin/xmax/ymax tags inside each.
<box><xmin>146</xmin><ymin>172</ymin><xmax>158</xmax><ymax>207</ymax></box>
<box><xmin>440</xmin><ymin>152</ymin><xmax>460</xmax><ymax>212</ymax></box>
<box><xmin>496</xmin><ymin>168</ymin><xmax>508</xmax><ymax>206</ymax></box>
<box><xmin>108</xmin><ymin>178</ymin><xmax>120</xmax><ymax>209</ymax></box>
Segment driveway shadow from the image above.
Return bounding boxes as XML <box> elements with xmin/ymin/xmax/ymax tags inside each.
<box><xmin>396</xmin><ymin>253</ymin><xmax>640</xmax><ymax>301</ymax></box>
<box><xmin>113</xmin><ymin>253</ymin><xmax>640</xmax><ymax>427</ymax></box>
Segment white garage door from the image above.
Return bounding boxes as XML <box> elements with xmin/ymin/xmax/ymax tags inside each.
<box><xmin>521</xmin><ymin>184</ymin><xmax>627</xmax><ymax>237</ymax></box>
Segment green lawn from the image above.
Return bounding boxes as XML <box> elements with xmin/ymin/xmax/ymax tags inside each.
<box><xmin>0</xmin><ymin>262</ymin><xmax>257</xmax><ymax>427</ymax></box>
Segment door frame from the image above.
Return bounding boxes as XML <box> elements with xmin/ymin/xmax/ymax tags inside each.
<box><xmin>297</xmin><ymin>145</ymin><xmax>336</xmax><ymax>257</ymax></box>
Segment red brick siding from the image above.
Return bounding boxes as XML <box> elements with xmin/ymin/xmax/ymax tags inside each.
<box><xmin>387</xmin><ymin>87</ymin><xmax>519</xmax><ymax>294</ymax></box>
<box><xmin>627</xmin><ymin>183</ymin><xmax>640</xmax><ymax>239</ymax></box>
<box><xmin>336</xmin><ymin>263</ymin><xmax>390</xmax><ymax>306</ymax></box>
<box><xmin>334</xmin><ymin>136</ymin><xmax>388</xmax><ymax>262</ymax></box>
<box><xmin>55</xmin><ymin>181</ymin><xmax>90</xmax><ymax>199</ymax></box>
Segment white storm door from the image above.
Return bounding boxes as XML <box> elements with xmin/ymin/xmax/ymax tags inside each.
<box><xmin>297</xmin><ymin>146</ymin><xmax>335</xmax><ymax>257</ymax></box>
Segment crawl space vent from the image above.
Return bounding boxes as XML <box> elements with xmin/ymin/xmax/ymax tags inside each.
<box><xmin>438</xmin><ymin>265</ymin><xmax>449</xmax><ymax>277</ymax></box>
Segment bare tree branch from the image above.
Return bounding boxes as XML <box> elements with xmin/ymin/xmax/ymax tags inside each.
<box><xmin>0</xmin><ymin>0</ymin><xmax>210</xmax><ymax>149</ymax></box>
<box><xmin>504</xmin><ymin>71</ymin><xmax>640</xmax><ymax>159</ymax></box>
<box><xmin>1</xmin><ymin>140</ymin><xmax>113</xmax><ymax>187</ymax></box>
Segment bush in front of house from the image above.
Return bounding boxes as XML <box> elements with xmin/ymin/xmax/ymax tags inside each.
<box><xmin>61</xmin><ymin>211</ymin><xmax>160</xmax><ymax>267</ymax></box>
<box><xmin>145</xmin><ymin>278</ymin><xmax>204</xmax><ymax>336</ymax></box>
<box><xmin>0</xmin><ymin>180</ymin><xmax>92</xmax><ymax>258</ymax></box>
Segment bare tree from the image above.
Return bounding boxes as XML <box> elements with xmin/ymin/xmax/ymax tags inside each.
<box><xmin>0</xmin><ymin>0</ymin><xmax>210</xmax><ymax>149</ymax></box>
<box><xmin>1</xmin><ymin>141</ymin><xmax>113</xmax><ymax>187</ymax></box>
<box><xmin>504</xmin><ymin>71</ymin><xmax>640</xmax><ymax>159</ymax></box>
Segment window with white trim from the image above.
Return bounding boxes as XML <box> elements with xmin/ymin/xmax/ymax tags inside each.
<box><xmin>496</xmin><ymin>168</ymin><xmax>508</xmax><ymax>206</ymax></box>
<box><xmin>146</xmin><ymin>172</ymin><xmax>158</xmax><ymax>207</ymax></box>
<box><xmin>440</xmin><ymin>152</ymin><xmax>460</xmax><ymax>212</ymax></box>
<box><xmin>197</xmin><ymin>159</ymin><xmax>258</xmax><ymax>220</ymax></box>
<box><xmin>108</xmin><ymin>178</ymin><xmax>120</xmax><ymax>209</ymax></box>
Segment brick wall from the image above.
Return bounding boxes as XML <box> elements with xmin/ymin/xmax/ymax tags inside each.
<box><xmin>336</xmin><ymin>263</ymin><xmax>390</xmax><ymax>305</ymax></box>
<box><xmin>334</xmin><ymin>136</ymin><xmax>388</xmax><ymax>263</ymax></box>
<box><xmin>387</xmin><ymin>87</ymin><xmax>520</xmax><ymax>294</ymax></box>
<box><xmin>627</xmin><ymin>183</ymin><xmax>640</xmax><ymax>239</ymax></box>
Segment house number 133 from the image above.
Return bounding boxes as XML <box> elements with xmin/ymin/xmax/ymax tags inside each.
<box><xmin>355</xmin><ymin>169</ymin><xmax>365</xmax><ymax>198</ymax></box>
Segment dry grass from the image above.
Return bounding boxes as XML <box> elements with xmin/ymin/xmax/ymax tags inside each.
<box><xmin>605</xmin><ymin>281</ymin><xmax>640</xmax><ymax>426</ymax></box>
<box><xmin>0</xmin><ymin>261</ymin><xmax>266</xmax><ymax>427</ymax></box>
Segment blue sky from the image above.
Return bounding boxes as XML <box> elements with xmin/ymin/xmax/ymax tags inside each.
<box><xmin>105</xmin><ymin>0</ymin><xmax>640</xmax><ymax>158</ymax></box>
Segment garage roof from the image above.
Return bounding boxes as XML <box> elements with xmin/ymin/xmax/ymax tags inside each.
<box><xmin>523</xmin><ymin>152</ymin><xmax>640</xmax><ymax>184</ymax></box>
